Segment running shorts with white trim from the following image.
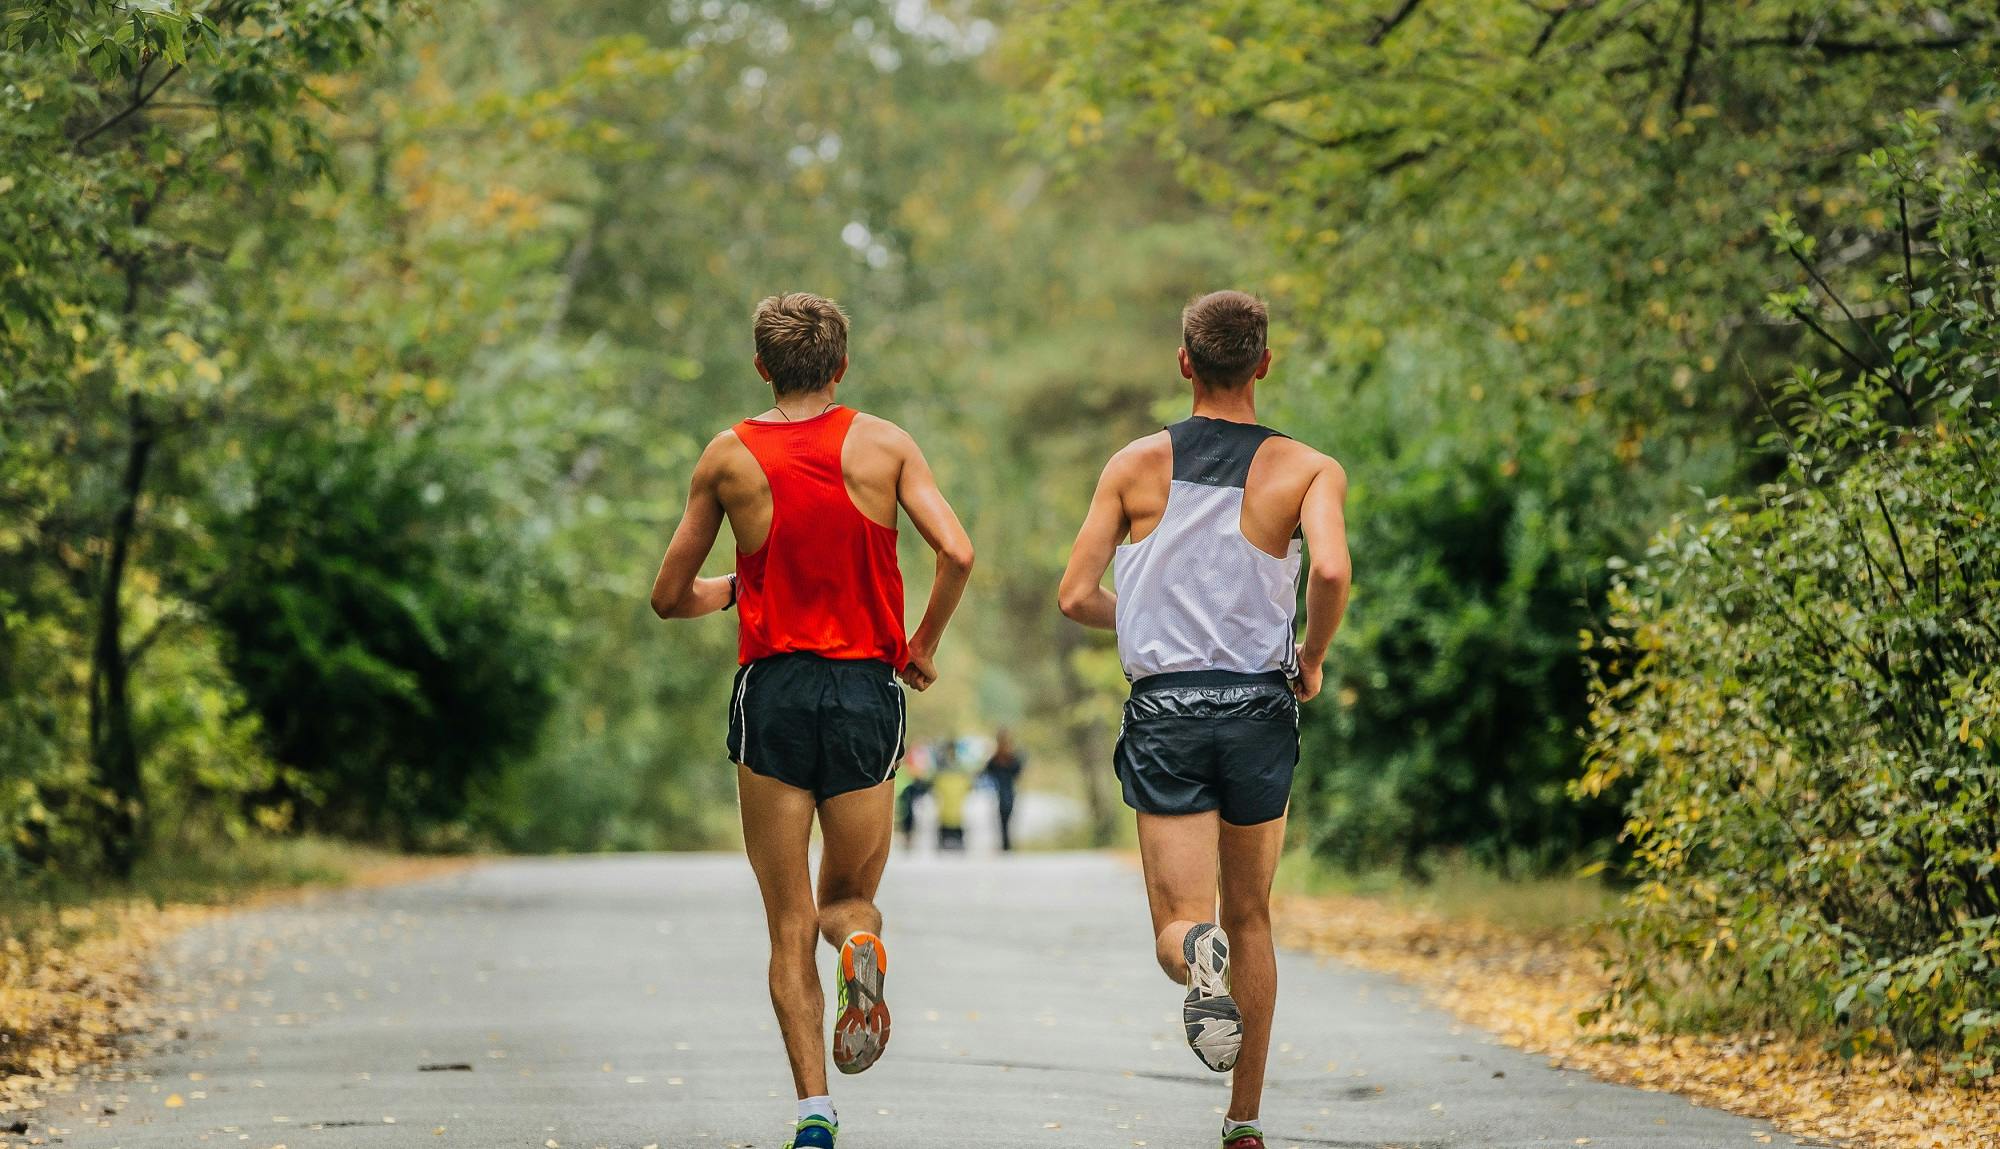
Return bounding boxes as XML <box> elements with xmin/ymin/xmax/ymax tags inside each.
<box><xmin>727</xmin><ymin>652</ymin><xmax>906</xmax><ymax>802</ymax></box>
<box><xmin>1113</xmin><ymin>669</ymin><xmax>1299</xmax><ymax>826</ymax></box>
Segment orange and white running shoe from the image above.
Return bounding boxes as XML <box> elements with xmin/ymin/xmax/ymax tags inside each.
<box><xmin>832</xmin><ymin>931</ymin><xmax>891</xmax><ymax>1075</ymax></box>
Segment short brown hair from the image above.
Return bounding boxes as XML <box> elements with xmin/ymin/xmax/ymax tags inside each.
<box><xmin>1181</xmin><ymin>290</ymin><xmax>1268</xmax><ymax>387</ymax></box>
<box><xmin>753</xmin><ymin>292</ymin><xmax>849</xmax><ymax>396</ymax></box>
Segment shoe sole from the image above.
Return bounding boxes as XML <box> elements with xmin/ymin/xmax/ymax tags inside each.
<box><xmin>1183</xmin><ymin>925</ymin><xmax>1242</xmax><ymax>1073</ymax></box>
<box><xmin>833</xmin><ymin>932</ymin><xmax>890</xmax><ymax>1074</ymax></box>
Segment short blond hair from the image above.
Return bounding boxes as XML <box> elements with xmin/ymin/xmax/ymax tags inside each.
<box><xmin>1181</xmin><ymin>290</ymin><xmax>1268</xmax><ymax>388</ymax></box>
<box><xmin>753</xmin><ymin>292</ymin><xmax>849</xmax><ymax>396</ymax></box>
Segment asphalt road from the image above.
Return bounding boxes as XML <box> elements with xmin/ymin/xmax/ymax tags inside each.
<box><xmin>26</xmin><ymin>853</ymin><xmax>1799</xmax><ymax>1149</ymax></box>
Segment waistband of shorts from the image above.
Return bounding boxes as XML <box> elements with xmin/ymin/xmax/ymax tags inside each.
<box><xmin>741</xmin><ymin>651</ymin><xmax>895</xmax><ymax>673</ymax></box>
<box><xmin>1129</xmin><ymin>669</ymin><xmax>1291</xmax><ymax>696</ymax></box>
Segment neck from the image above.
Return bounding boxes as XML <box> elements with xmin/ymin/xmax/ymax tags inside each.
<box><xmin>1191</xmin><ymin>382</ymin><xmax>1257</xmax><ymax>424</ymax></box>
<box><xmin>766</xmin><ymin>387</ymin><xmax>838</xmax><ymax>421</ymax></box>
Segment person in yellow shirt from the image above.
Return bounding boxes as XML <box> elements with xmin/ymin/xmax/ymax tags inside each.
<box><xmin>930</xmin><ymin>756</ymin><xmax>972</xmax><ymax>852</ymax></box>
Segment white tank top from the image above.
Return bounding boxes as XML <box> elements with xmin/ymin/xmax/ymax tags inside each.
<box><xmin>1114</xmin><ymin>417</ymin><xmax>1303</xmax><ymax>681</ymax></box>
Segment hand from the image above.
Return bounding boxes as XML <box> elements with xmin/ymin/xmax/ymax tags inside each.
<box><xmin>1291</xmin><ymin>644</ymin><xmax>1324</xmax><ymax>703</ymax></box>
<box><xmin>899</xmin><ymin>644</ymin><xmax>939</xmax><ymax>692</ymax></box>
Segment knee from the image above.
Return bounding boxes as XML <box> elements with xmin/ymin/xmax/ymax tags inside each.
<box><xmin>1220</xmin><ymin>900</ymin><xmax>1272</xmax><ymax>937</ymax></box>
<box><xmin>769</xmin><ymin>911</ymin><xmax>819</xmax><ymax>959</ymax></box>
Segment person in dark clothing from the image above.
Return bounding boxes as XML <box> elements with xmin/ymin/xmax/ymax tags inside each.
<box><xmin>983</xmin><ymin>729</ymin><xmax>1027</xmax><ymax>852</ymax></box>
<box><xmin>896</xmin><ymin>745</ymin><xmax>933</xmax><ymax>850</ymax></box>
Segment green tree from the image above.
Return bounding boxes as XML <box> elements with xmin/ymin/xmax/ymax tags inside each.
<box><xmin>1582</xmin><ymin>115</ymin><xmax>2000</xmax><ymax>1068</ymax></box>
<box><xmin>2</xmin><ymin>0</ymin><xmax>401</xmax><ymax>873</ymax></box>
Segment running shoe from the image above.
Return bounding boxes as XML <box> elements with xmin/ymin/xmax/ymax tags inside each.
<box><xmin>1182</xmin><ymin>923</ymin><xmax>1242</xmax><ymax>1072</ymax></box>
<box><xmin>784</xmin><ymin>1115</ymin><xmax>837</xmax><ymax>1149</ymax></box>
<box><xmin>1221</xmin><ymin>1127</ymin><xmax>1266</xmax><ymax>1149</ymax></box>
<box><xmin>832</xmin><ymin>931</ymin><xmax>891</xmax><ymax>1074</ymax></box>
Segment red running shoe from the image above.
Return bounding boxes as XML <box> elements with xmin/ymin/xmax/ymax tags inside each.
<box><xmin>832</xmin><ymin>931</ymin><xmax>890</xmax><ymax>1074</ymax></box>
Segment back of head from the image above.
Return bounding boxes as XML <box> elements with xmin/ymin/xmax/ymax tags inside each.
<box><xmin>752</xmin><ymin>292</ymin><xmax>849</xmax><ymax>396</ymax></box>
<box><xmin>1181</xmin><ymin>290</ymin><xmax>1268</xmax><ymax>389</ymax></box>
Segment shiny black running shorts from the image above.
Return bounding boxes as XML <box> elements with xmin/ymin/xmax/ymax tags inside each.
<box><xmin>1113</xmin><ymin>669</ymin><xmax>1300</xmax><ymax>826</ymax></box>
<box><xmin>727</xmin><ymin>652</ymin><xmax>905</xmax><ymax>802</ymax></box>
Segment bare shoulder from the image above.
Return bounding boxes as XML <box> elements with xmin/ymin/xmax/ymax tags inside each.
<box><xmin>1273</xmin><ymin>436</ymin><xmax>1346</xmax><ymax>491</ymax></box>
<box><xmin>848</xmin><ymin>410</ymin><xmax>920</xmax><ymax>456</ymax></box>
<box><xmin>695</xmin><ymin>427</ymin><xmax>758</xmax><ymax>484</ymax></box>
<box><xmin>696</xmin><ymin>428</ymin><xmax>743</xmax><ymax>467</ymax></box>
<box><xmin>1105</xmin><ymin>430</ymin><xmax>1171</xmax><ymax>481</ymax></box>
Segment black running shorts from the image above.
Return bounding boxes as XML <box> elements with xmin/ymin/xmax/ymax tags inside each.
<box><xmin>1113</xmin><ymin>670</ymin><xmax>1299</xmax><ymax>826</ymax></box>
<box><xmin>727</xmin><ymin>652</ymin><xmax>906</xmax><ymax>802</ymax></box>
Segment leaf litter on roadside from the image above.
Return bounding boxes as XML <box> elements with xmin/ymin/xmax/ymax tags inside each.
<box><xmin>1278</xmin><ymin>894</ymin><xmax>2000</xmax><ymax>1149</ymax></box>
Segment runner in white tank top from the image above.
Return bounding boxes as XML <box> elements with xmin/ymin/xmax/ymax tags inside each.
<box><xmin>1058</xmin><ymin>291</ymin><xmax>1352</xmax><ymax>1149</ymax></box>
<box><xmin>1114</xmin><ymin>415</ymin><xmax>1303</xmax><ymax>681</ymax></box>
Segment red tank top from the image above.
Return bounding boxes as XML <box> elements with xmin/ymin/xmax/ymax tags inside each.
<box><xmin>732</xmin><ymin>406</ymin><xmax>909</xmax><ymax>669</ymax></box>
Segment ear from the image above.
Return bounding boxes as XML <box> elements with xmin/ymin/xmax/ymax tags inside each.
<box><xmin>1253</xmin><ymin>347</ymin><xmax>1272</xmax><ymax>381</ymax></box>
<box><xmin>754</xmin><ymin>354</ymin><xmax>773</xmax><ymax>384</ymax></box>
<box><xmin>1178</xmin><ymin>346</ymin><xmax>1195</xmax><ymax>381</ymax></box>
<box><xmin>831</xmin><ymin>355</ymin><xmax>849</xmax><ymax>385</ymax></box>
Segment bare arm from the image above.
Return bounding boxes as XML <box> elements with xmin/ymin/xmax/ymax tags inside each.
<box><xmin>896</xmin><ymin>433</ymin><xmax>975</xmax><ymax>692</ymax></box>
<box><xmin>649</xmin><ymin>437</ymin><xmax>736</xmax><ymax>620</ymax></box>
<box><xmin>1292</xmin><ymin>458</ymin><xmax>1352</xmax><ymax>701</ymax></box>
<box><xmin>1057</xmin><ymin>456</ymin><xmax>1131</xmax><ymax>631</ymax></box>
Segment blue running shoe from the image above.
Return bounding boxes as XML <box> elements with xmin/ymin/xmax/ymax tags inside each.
<box><xmin>784</xmin><ymin>1115</ymin><xmax>837</xmax><ymax>1149</ymax></box>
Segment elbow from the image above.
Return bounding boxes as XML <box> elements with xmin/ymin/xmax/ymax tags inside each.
<box><xmin>650</xmin><ymin>589</ymin><xmax>678</xmax><ymax>619</ymax></box>
<box><xmin>1310</xmin><ymin>559</ymin><xmax>1351</xmax><ymax>589</ymax></box>
<box><xmin>943</xmin><ymin>539</ymin><xmax>976</xmax><ymax>576</ymax></box>
<box><xmin>1056</xmin><ymin>586</ymin><xmax>1088</xmax><ymax>622</ymax></box>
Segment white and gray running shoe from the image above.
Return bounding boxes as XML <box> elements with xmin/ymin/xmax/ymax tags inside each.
<box><xmin>1182</xmin><ymin>923</ymin><xmax>1241</xmax><ymax>1072</ymax></box>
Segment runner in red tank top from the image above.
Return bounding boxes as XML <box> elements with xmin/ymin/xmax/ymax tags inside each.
<box><xmin>732</xmin><ymin>405</ymin><xmax>909</xmax><ymax>669</ymax></box>
<box><xmin>649</xmin><ymin>293</ymin><xmax>973</xmax><ymax>1149</ymax></box>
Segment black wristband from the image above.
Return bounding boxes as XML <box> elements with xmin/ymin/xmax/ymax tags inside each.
<box><xmin>724</xmin><ymin>573</ymin><xmax>739</xmax><ymax>612</ymax></box>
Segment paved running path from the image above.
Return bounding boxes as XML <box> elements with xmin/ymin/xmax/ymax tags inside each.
<box><xmin>28</xmin><ymin>854</ymin><xmax>1802</xmax><ymax>1149</ymax></box>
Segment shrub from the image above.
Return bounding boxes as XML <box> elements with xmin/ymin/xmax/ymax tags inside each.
<box><xmin>206</xmin><ymin>429</ymin><xmax>555</xmax><ymax>844</ymax></box>
<box><xmin>1290</xmin><ymin>365</ymin><xmax>1658</xmax><ymax>877</ymax></box>
<box><xmin>1581</xmin><ymin>115</ymin><xmax>2000</xmax><ymax>1072</ymax></box>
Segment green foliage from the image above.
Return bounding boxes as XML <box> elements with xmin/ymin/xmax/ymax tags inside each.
<box><xmin>206</xmin><ymin>430</ymin><xmax>554</xmax><ymax>843</ymax></box>
<box><xmin>1</xmin><ymin>0</ymin><xmax>407</xmax><ymax>874</ymax></box>
<box><xmin>0</xmin><ymin>0</ymin><xmax>606</xmax><ymax>869</ymax></box>
<box><xmin>1582</xmin><ymin>124</ymin><xmax>2000</xmax><ymax>1070</ymax></box>
<box><xmin>1292</xmin><ymin>365</ymin><xmax>1642</xmax><ymax>874</ymax></box>
<box><xmin>1015</xmin><ymin>2</ymin><xmax>1997</xmax><ymax>430</ymax></box>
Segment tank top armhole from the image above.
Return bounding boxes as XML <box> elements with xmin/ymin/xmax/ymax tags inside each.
<box><xmin>836</xmin><ymin>409</ymin><xmax>901</xmax><ymax>532</ymax></box>
<box><xmin>1234</xmin><ymin>431</ymin><xmax>1301</xmax><ymax>561</ymax></box>
<box><xmin>730</xmin><ymin>420</ymin><xmax>780</xmax><ymax>560</ymax></box>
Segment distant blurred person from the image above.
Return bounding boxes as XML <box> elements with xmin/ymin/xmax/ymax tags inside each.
<box><xmin>649</xmin><ymin>292</ymin><xmax>974</xmax><ymax>1149</ymax></box>
<box><xmin>895</xmin><ymin>744</ymin><xmax>933</xmax><ymax>850</ymax></box>
<box><xmin>982</xmin><ymin>729</ymin><xmax>1027</xmax><ymax>852</ymax></box>
<box><xmin>1057</xmin><ymin>291</ymin><xmax>1350</xmax><ymax>1149</ymax></box>
<box><xmin>930</xmin><ymin>755</ymin><xmax>972</xmax><ymax>851</ymax></box>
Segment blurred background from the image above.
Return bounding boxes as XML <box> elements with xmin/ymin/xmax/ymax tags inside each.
<box><xmin>4</xmin><ymin>0</ymin><xmax>1999</xmax><ymax>1074</ymax></box>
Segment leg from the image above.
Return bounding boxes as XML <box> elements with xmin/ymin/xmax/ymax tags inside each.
<box><xmin>1218</xmin><ymin>811</ymin><xmax>1287</xmax><ymax>1123</ymax></box>
<box><xmin>996</xmin><ymin>782</ymin><xmax>1016</xmax><ymax>851</ymax></box>
<box><xmin>1135</xmin><ymin>810</ymin><xmax>1220</xmax><ymax>982</ymax></box>
<box><xmin>737</xmin><ymin>764</ymin><xmax>827</xmax><ymax>1100</ymax></box>
<box><xmin>816</xmin><ymin>779</ymin><xmax>894</xmax><ymax>946</ymax></box>
<box><xmin>818</xmin><ymin>779</ymin><xmax>896</xmax><ymax>1076</ymax></box>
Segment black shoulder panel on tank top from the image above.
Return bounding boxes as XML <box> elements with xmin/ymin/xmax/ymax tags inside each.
<box><xmin>1167</xmin><ymin>416</ymin><xmax>1288</xmax><ymax>489</ymax></box>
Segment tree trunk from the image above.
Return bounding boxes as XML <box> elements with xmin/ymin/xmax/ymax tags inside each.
<box><xmin>1056</xmin><ymin>624</ymin><xmax>1120</xmax><ymax>847</ymax></box>
<box><xmin>89</xmin><ymin>391</ymin><xmax>155</xmax><ymax>877</ymax></box>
